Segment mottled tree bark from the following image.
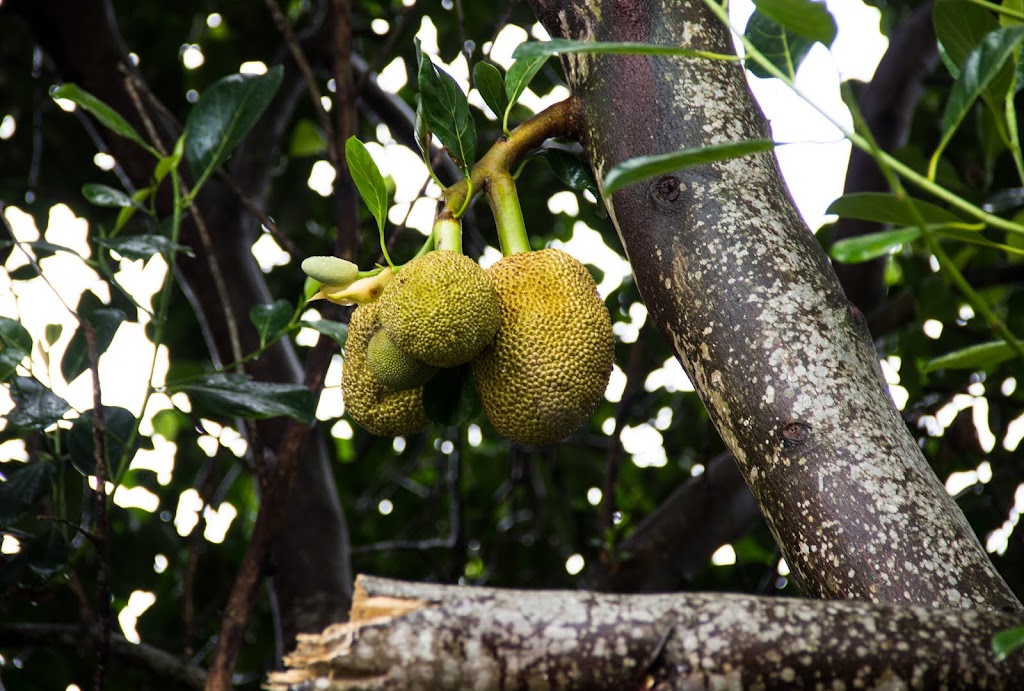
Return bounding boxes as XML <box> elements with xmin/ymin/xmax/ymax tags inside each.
<box><xmin>528</xmin><ymin>0</ymin><xmax>1021</xmax><ymax>612</ymax></box>
<box><xmin>266</xmin><ymin>575</ymin><xmax>1024</xmax><ymax>690</ymax></box>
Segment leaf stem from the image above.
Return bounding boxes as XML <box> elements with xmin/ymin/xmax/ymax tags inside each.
<box><xmin>485</xmin><ymin>173</ymin><xmax>530</xmax><ymax>256</ymax></box>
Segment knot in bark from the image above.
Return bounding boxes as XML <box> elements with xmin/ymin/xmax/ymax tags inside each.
<box><xmin>781</xmin><ymin>421</ymin><xmax>811</xmax><ymax>447</ymax></box>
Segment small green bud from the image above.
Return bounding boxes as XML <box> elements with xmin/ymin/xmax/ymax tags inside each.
<box><xmin>301</xmin><ymin>256</ymin><xmax>359</xmax><ymax>288</ymax></box>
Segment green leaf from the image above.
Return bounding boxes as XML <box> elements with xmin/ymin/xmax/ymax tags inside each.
<box><xmin>826</xmin><ymin>192</ymin><xmax>967</xmax><ymax>226</ymax></box>
<box><xmin>414</xmin><ymin>95</ymin><xmax>432</xmax><ymax>160</ymax></box>
<box><xmin>744</xmin><ymin>10</ymin><xmax>815</xmax><ymax>79</ymax></box>
<box><xmin>0</xmin><ymin>317</ymin><xmax>33</xmax><ymax>382</ymax></box>
<box><xmin>924</xmin><ymin>341</ymin><xmax>1018</xmax><ymax>372</ymax></box>
<box><xmin>181</xmin><ymin>373</ymin><xmax>315</xmax><ymax>423</ymax></box>
<box><xmin>503</xmin><ymin>53</ymin><xmax>548</xmax><ymax>122</ymax></box>
<box><xmin>94</xmin><ymin>235</ymin><xmax>194</xmax><ymax>260</ymax></box>
<box><xmin>753</xmin><ymin>0</ymin><xmax>837</xmax><ymax>46</ymax></box>
<box><xmin>473</xmin><ymin>61</ymin><xmax>509</xmax><ymax>120</ymax></box>
<box><xmin>993</xmin><ymin>625</ymin><xmax>1024</xmax><ymax>660</ymax></box>
<box><xmin>603</xmin><ymin>139</ymin><xmax>775</xmax><ymax>195</ymax></box>
<box><xmin>289</xmin><ymin>118</ymin><xmax>327</xmax><ymax>157</ymax></box>
<box><xmin>417</xmin><ymin>52</ymin><xmax>476</xmax><ymax>171</ymax></box>
<box><xmin>44</xmin><ymin>324</ymin><xmax>63</xmax><ymax>347</ymax></box>
<box><xmin>934</xmin><ymin>0</ymin><xmax>1000</xmax><ymax>76</ymax></box>
<box><xmin>0</xmin><ymin>462</ymin><xmax>54</xmax><ymax>527</ymax></box>
<box><xmin>300</xmin><ymin>319</ymin><xmax>348</xmax><ymax>348</ymax></box>
<box><xmin>422</xmin><ymin>363</ymin><xmax>480</xmax><ymax>427</ymax></box>
<box><xmin>534</xmin><ymin>149</ymin><xmax>598</xmax><ymax>194</ymax></box>
<box><xmin>61</xmin><ymin>308</ymin><xmax>126</xmax><ymax>384</ymax></box>
<box><xmin>82</xmin><ymin>183</ymin><xmax>136</xmax><ymax>208</ymax></box>
<box><xmin>940</xmin><ymin>25</ymin><xmax>1024</xmax><ymax>137</ymax></box>
<box><xmin>345</xmin><ymin>137</ymin><xmax>390</xmax><ymax>235</ymax></box>
<box><xmin>68</xmin><ymin>406</ymin><xmax>140</xmax><ymax>477</ymax></box>
<box><xmin>24</xmin><ymin>529</ymin><xmax>70</xmax><ymax>580</ymax></box>
<box><xmin>830</xmin><ymin>227</ymin><xmax>921</xmax><ymax>263</ymax></box>
<box><xmin>5</xmin><ymin>377</ymin><xmax>70</xmax><ymax>432</ymax></box>
<box><xmin>153</xmin><ymin>134</ymin><xmax>185</xmax><ymax>186</ymax></box>
<box><xmin>151</xmin><ymin>408</ymin><xmax>187</xmax><ymax>441</ymax></box>
<box><xmin>250</xmin><ymin>299</ymin><xmax>293</xmax><ymax>348</ymax></box>
<box><xmin>184</xmin><ymin>66</ymin><xmax>284</xmax><ymax>186</ymax></box>
<box><xmin>0</xmin><ymin>240</ymin><xmax>82</xmax><ymax>260</ymax></box>
<box><xmin>50</xmin><ymin>84</ymin><xmax>152</xmax><ymax>153</ymax></box>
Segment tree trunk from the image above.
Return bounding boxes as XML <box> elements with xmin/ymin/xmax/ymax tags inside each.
<box><xmin>266</xmin><ymin>574</ymin><xmax>1024</xmax><ymax>690</ymax></box>
<box><xmin>528</xmin><ymin>0</ymin><xmax>1022</xmax><ymax>613</ymax></box>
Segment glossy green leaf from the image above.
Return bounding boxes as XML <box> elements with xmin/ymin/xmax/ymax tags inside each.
<box><xmin>753</xmin><ymin>0</ymin><xmax>836</xmax><ymax>46</ymax></box>
<box><xmin>826</xmin><ymin>192</ymin><xmax>966</xmax><ymax>226</ymax></box>
<box><xmin>345</xmin><ymin>137</ymin><xmax>390</xmax><ymax>234</ymax></box>
<box><xmin>68</xmin><ymin>406</ymin><xmax>140</xmax><ymax>477</ymax></box>
<box><xmin>61</xmin><ymin>308</ymin><xmax>126</xmax><ymax>383</ymax></box>
<box><xmin>250</xmin><ymin>299</ymin><xmax>293</xmax><ymax>348</ymax></box>
<box><xmin>82</xmin><ymin>183</ymin><xmax>136</xmax><ymax>208</ymax></box>
<box><xmin>603</xmin><ymin>139</ymin><xmax>775</xmax><ymax>195</ymax></box>
<box><xmin>422</xmin><ymin>363</ymin><xmax>480</xmax><ymax>427</ymax></box>
<box><xmin>417</xmin><ymin>52</ymin><xmax>476</xmax><ymax>171</ymax></box>
<box><xmin>744</xmin><ymin>10</ymin><xmax>815</xmax><ymax>79</ymax></box>
<box><xmin>933</xmin><ymin>1</ymin><xmax>999</xmax><ymax>76</ymax></box>
<box><xmin>534</xmin><ymin>149</ymin><xmax>598</xmax><ymax>194</ymax></box>
<box><xmin>414</xmin><ymin>95</ymin><xmax>432</xmax><ymax>160</ymax></box>
<box><xmin>924</xmin><ymin>341</ymin><xmax>1018</xmax><ymax>372</ymax></box>
<box><xmin>94</xmin><ymin>235</ymin><xmax>194</xmax><ymax>260</ymax></box>
<box><xmin>993</xmin><ymin>626</ymin><xmax>1024</xmax><ymax>660</ymax></box>
<box><xmin>50</xmin><ymin>84</ymin><xmax>152</xmax><ymax>153</ymax></box>
<box><xmin>300</xmin><ymin>319</ymin><xmax>348</xmax><ymax>348</ymax></box>
<box><xmin>181</xmin><ymin>373</ymin><xmax>315</xmax><ymax>423</ymax></box>
<box><xmin>0</xmin><ymin>317</ymin><xmax>33</xmax><ymax>382</ymax></box>
<box><xmin>0</xmin><ymin>240</ymin><xmax>82</xmax><ymax>260</ymax></box>
<box><xmin>941</xmin><ymin>26</ymin><xmax>1024</xmax><ymax>135</ymax></box>
<box><xmin>153</xmin><ymin>134</ymin><xmax>185</xmax><ymax>186</ymax></box>
<box><xmin>503</xmin><ymin>53</ymin><xmax>547</xmax><ymax>130</ymax></box>
<box><xmin>473</xmin><ymin>61</ymin><xmax>509</xmax><ymax>120</ymax></box>
<box><xmin>5</xmin><ymin>377</ymin><xmax>71</xmax><ymax>432</ymax></box>
<box><xmin>0</xmin><ymin>461</ymin><xmax>54</xmax><ymax>527</ymax></box>
<box><xmin>185</xmin><ymin>65</ymin><xmax>284</xmax><ymax>186</ymax></box>
<box><xmin>830</xmin><ymin>227</ymin><xmax>921</xmax><ymax>263</ymax></box>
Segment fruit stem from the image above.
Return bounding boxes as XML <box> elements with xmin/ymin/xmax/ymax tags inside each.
<box><xmin>433</xmin><ymin>216</ymin><xmax>463</xmax><ymax>253</ymax></box>
<box><xmin>486</xmin><ymin>173</ymin><xmax>530</xmax><ymax>255</ymax></box>
<box><xmin>441</xmin><ymin>96</ymin><xmax>583</xmax><ymax>233</ymax></box>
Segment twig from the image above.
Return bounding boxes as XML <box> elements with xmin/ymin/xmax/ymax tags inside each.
<box><xmin>0</xmin><ymin>623</ymin><xmax>206</xmax><ymax>690</ymax></box>
<box><xmin>351</xmin><ymin>537</ymin><xmax>454</xmax><ymax>554</ymax></box>
<box><xmin>263</xmin><ymin>0</ymin><xmax>339</xmax><ymax>167</ymax></box>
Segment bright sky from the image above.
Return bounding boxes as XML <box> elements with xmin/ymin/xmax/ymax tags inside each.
<box><xmin>1</xmin><ymin>0</ymin><xmax>1021</xmax><ymax>627</ymax></box>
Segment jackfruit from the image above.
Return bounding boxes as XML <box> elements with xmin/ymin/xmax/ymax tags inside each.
<box><xmin>379</xmin><ymin>250</ymin><xmax>500</xmax><ymax>368</ymax></box>
<box><xmin>472</xmin><ymin>248</ymin><xmax>613</xmax><ymax>445</ymax></box>
<box><xmin>367</xmin><ymin>329</ymin><xmax>438</xmax><ymax>390</ymax></box>
<box><xmin>342</xmin><ymin>301</ymin><xmax>429</xmax><ymax>436</ymax></box>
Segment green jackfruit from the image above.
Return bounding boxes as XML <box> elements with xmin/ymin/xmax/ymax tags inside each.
<box><xmin>472</xmin><ymin>248</ymin><xmax>613</xmax><ymax>445</ymax></box>
<box><xmin>342</xmin><ymin>301</ymin><xmax>429</xmax><ymax>436</ymax></box>
<box><xmin>367</xmin><ymin>329</ymin><xmax>438</xmax><ymax>391</ymax></box>
<box><xmin>379</xmin><ymin>250</ymin><xmax>500</xmax><ymax>368</ymax></box>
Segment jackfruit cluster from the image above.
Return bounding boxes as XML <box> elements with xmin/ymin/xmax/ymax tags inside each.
<box><xmin>472</xmin><ymin>248</ymin><xmax>614</xmax><ymax>446</ymax></box>
<box><xmin>332</xmin><ymin>247</ymin><xmax>612</xmax><ymax>444</ymax></box>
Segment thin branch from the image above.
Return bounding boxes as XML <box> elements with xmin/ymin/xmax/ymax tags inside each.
<box><xmin>0</xmin><ymin>623</ymin><xmax>206</xmax><ymax>690</ymax></box>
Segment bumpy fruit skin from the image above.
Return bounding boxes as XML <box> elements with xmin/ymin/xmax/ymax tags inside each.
<box><xmin>379</xmin><ymin>250</ymin><xmax>500</xmax><ymax>368</ymax></box>
<box><xmin>472</xmin><ymin>248</ymin><xmax>614</xmax><ymax>445</ymax></box>
<box><xmin>367</xmin><ymin>329</ymin><xmax>437</xmax><ymax>391</ymax></box>
<box><xmin>342</xmin><ymin>301</ymin><xmax>429</xmax><ymax>436</ymax></box>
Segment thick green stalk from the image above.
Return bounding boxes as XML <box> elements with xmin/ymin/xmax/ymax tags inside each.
<box><xmin>486</xmin><ymin>173</ymin><xmax>530</xmax><ymax>256</ymax></box>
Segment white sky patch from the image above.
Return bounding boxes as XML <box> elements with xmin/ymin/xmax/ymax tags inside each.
<box><xmin>0</xmin><ymin>439</ymin><xmax>28</xmax><ymax>462</ymax></box>
<box><xmin>644</xmin><ymin>356</ymin><xmax>694</xmax><ymax>393</ymax></box>
<box><xmin>777</xmin><ymin>558</ymin><xmax>790</xmax><ymax>576</ymax></box>
<box><xmin>93</xmin><ymin>153</ymin><xmax>116</xmax><ymax>172</ymax></box>
<box><xmin>464</xmin><ymin>424</ymin><xmax>481</xmax><ymax>446</ymax></box>
<box><xmin>1002</xmin><ymin>378</ymin><xmax>1017</xmax><ymax>396</ymax></box>
<box><xmin>378</xmin><ymin>57</ymin><xmax>408</xmax><ymax>93</ymax></box>
<box><xmin>621</xmin><ymin>422</ymin><xmax>667</xmax><ymax>468</ymax></box>
<box><xmin>0</xmin><ymin>114</ymin><xmax>16</xmax><ymax>140</ymax></box>
<box><xmin>489</xmin><ymin>24</ymin><xmax>528</xmax><ymax>69</ymax></box>
<box><xmin>388</xmin><ymin>197</ymin><xmax>437</xmax><ymax>238</ymax></box>
<box><xmin>604</xmin><ymin>364</ymin><xmax>626</xmax><ymax>403</ymax></box>
<box><xmin>654</xmin><ymin>407</ymin><xmax>673</xmax><ymax>431</ymax></box>
<box><xmin>547</xmin><ymin>191</ymin><xmax>579</xmax><ymax>216</ymax></box>
<box><xmin>307</xmin><ymin>160</ymin><xmax>336</xmax><ymax>196</ymax></box>
<box><xmin>113</xmin><ymin>485</ymin><xmax>160</xmax><ymax>513</ymax></box>
<box><xmin>239</xmin><ymin>61</ymin><xmax>268</xmax><ymax>76</ymax></box>
<box><xmin>587</xmin><ymin>487</ymin><xmax>602</xmax><ymax>505</ymax></box>
<box><xmin>946</xmin><ymin>460</ymin><xmax>992</xmax><ymax>496</ymax></box>
<box><xmin>551</xmin><ymin>222</ymin><xmax>631</xmax><ymax>298</ymax></box>
<box><xmin>203</xmin><ymin>502</ymin><xmax>237</xmax><ymax>543</ymax></box>
<box><xmin>415</xmin><ymin>16</ymin><xmax>439</xmax><ymax>56</ymax></box>
<box><xmin>922</xmin><ymin>319</ymin><xmax>943</xmax><ymax>339</ymax></box>
<box><xmin>378</xmin><ymin>498</ymin><xmax>394</xmax><ymax>515</ymax></box>
<box><xmin>1</xmin><ymin>535</ymin><xmax>21</xmax><ymax>554</ymax></box>
<box><xmin>174</xmin><ymin>489</ymin><xmax>203</xmax><ymax>537</ymax></box>
<box><xmin>118</xmin><ymin>590</ymin><xmax>157</xmax><ymax>644</ymax></box>
<box><xmin>252</xmin><ymin>232</ymin><xmax>291</xmax><ymax>272</ymax></box>
<box><xmin>331</xmin><ymin>418</ymin><xmax>353</xmax><ymax>440</ymax></box>
<box><xmin>711</xmin><ymin>544</ymin><xmax>736</xmax><ymax>566</ymax></box>
<box><xmin>317</xmin><ymin>355</ymin><xmax>344</xmax><ymax>420</ymax></box>
<box><xmin>986</xmin><ymin>483</ymin><xmax>1024</xmax><ymax>555</ymax></box>
<box><xmin>295</xmin><ymin>308</ymin><xmax>321</xmax><ymax>348</ymax></box>
<box><xmin>564</xmin><ymin>553</ymin><xmax>585</xmax><ymax>575</ymax></box>
<box><xmin>1004</xmin><ymin>412</ymin><xmax>1024</xmax><ymax>452</ymax></box>
<box><xmin>613</xmin><ymin>301</ymin><xmax>647</xmax><ymax>344</ymax></box>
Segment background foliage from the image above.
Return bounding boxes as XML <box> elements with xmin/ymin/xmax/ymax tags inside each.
<box><xmin>1</xmin><ymin>0</ymin><xmax>1023</xmax><ymax>688</ymax></box>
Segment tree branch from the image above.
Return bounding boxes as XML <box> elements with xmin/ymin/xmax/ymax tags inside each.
<box><xmin>266</xmin><ymin>575</ymin><xmax>1024</xmax><ymax>689</ymax></box>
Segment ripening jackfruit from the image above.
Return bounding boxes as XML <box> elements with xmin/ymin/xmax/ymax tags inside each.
<box><xmin>379</xmin><ymin>250</ymin><xmax>500</xmax><ymax>368</ymax></box>
<box><xmin>367</xmin><ymin>329</ymin><xmax>438</xmax><ymax>391</ymax></box>
<box><xmin>472</xmin><ymin>248</ymin><xmax>613</xmax><ymax>446</ymax></box>
<box><xmin>342</xmin><ymin>301</ymin><xmax>429</xmax><ymax>436</ymax></box>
